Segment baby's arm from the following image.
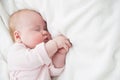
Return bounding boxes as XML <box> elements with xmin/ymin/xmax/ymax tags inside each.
<box><xmin>52</xmin><ymin>49</ymin><xmax>67</xmax><ymax>68</ymax></box>
<box><xmin>48</xmin><ymin>36</ymin><xmax>72</xmax><ymax>77</ymax></box>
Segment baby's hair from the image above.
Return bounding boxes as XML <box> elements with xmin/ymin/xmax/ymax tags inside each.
<box><xmin>9</xmin><ymin>9</ymin><xmax>42</xmax><ymax>42</ymax></box>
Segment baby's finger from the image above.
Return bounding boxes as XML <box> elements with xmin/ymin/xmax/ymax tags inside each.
<box><xmin>65</xmin><ymin>39</ymin><xmax>72</xmax><ymax>48</ymax></box>
<box><xmin>63</xmin><ymin>44</ymin><xmax>69</xmax><ymax>52</ymax></box>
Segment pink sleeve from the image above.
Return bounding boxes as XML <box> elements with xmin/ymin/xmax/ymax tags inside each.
<box><xmin>49</xmin><ymin>63</ymin><xmax>64</xmax><ymax>77</ymax></box>
<box><xmin>7</xmin><ymin>43</ymin><xmax>51</xmax><ymax>70</ymax></box>
<box><xmin>35</xmin><ymin>43</ymin><xmax>51</xmax><ymax>65</ymax></box>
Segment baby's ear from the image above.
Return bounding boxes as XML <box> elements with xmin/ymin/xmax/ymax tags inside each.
<box><xmin>14</xmin><ymin>31</ymin><xmax>21</xmax><ymax>42</ymax></box>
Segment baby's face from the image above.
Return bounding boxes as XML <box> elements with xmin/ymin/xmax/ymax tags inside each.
<box><xmin>15</xmin><ymin>11</ymin><xmax>51</xmax><ymax>48</ymax></box>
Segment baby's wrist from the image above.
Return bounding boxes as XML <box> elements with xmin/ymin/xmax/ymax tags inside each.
<box><xmin>52</xmin><ymin>40</ymin><xmax>59</xmax><ymax>50</ymax></box>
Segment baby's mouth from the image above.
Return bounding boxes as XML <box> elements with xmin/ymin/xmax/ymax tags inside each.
<box><xmin>44</xmin><ymin>37</ymin><xmax>49</xmax><ymax>43</ymax></box>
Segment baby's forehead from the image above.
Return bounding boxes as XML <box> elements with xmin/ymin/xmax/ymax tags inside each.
<box><xmin>11</xmin><ymin>10</ymin><xmax>41</xmax><ymax>24</ymax></box>
<box><xmin>10</xmin><ymin>9</ymin><xmax>45</xmax><ymax>30</ymax></box>
<box><xmin>11</xmin><ymin>9</ymin><xmax>40</xmax><ymax>20</ymax></box>
<box><xmin>17</xmin><ymin>10</ymin><xmax>38</xmax><ymax>18</ymax></box>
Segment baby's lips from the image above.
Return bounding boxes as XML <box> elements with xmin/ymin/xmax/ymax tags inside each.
<box><xmin>44</xmin><ymin>37</ymin><xmax>49</xmax><ymax>43</ymax></box>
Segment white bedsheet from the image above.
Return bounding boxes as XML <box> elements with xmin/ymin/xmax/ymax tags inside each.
<box><xmin>1</xmin><ymin>0</ymin><xmax>120</xmax><ymax>80</ymax></box>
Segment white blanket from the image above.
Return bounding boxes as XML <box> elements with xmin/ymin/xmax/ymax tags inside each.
<box><xmin>1</xmin><ymin>0</ymin><xmax>120</xmax><ymax>80</ymax></box>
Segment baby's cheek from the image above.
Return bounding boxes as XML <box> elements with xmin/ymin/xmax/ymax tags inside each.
<box><xmin>34</xmin><ymin>37</ymin><xmax>43</xmax><ymax>44</ymax></box>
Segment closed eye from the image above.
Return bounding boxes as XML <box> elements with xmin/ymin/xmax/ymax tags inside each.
<box><xmin>34</xmin><ymin>25</ymin><xmax>40</xmax><ymax>31</ymax></box>
<box><xmin>34</xmin><ymin>28</ymin><xmax>40</xmax><ymax>31</ymax></box>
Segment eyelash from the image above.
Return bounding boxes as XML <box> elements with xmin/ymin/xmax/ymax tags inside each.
<box><xmin>35</xmin><ymin>29</ymin><xmax>48</xmax><ymax>32</ymax></box>
<box><xmin>44</xmin><ymin>28</ymin><xmax>47</xmax><ymax>31</ymax></box>
<box><xmin>35</xmin><ymin>29</ymin><xmax>40</xmax><ymax>31</ymax></box>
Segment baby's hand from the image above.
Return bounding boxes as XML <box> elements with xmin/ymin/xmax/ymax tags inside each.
<box><xmin>45</xmin><ymin>35</ymin><xmax>71</xmax><ymax>58</ymax></box>
<box><xmin>53</xmin><ymin>35</ymin><xmax>72</xmax><ymax>51</ymax></box>
<box><xmin>52</xmin><ymin>36</ymin><xmax>72</xmax><ymax>68</ymax></box>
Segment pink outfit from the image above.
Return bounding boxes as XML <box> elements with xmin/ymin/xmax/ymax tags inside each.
<box><xmin>7</xmin><ymin>42</ymin><xmax>64</xmax><ymax>80</ymax></box>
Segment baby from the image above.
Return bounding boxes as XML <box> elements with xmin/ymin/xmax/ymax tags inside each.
<box><xmin>7</xmin><ymin>9</ymin><xmax>72</xmax><ymax>80</ymax></box>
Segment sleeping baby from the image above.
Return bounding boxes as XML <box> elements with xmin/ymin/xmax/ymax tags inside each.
<box><xmin>7</xmin><ymin>9</ymin><xmax>72</xmax><ymax>80</ymax></box>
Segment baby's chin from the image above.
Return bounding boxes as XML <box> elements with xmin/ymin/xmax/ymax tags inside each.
<box><xmin>26</xmin><ymin>43</ymin><xmax>41</xmax><ymax>49</ymax></box>
<box><xmin>44</xmin><ymin>39</ymin><xmax>49</xmax><ymax>43</ymax></box>
<box><xmin>25</xmin><ymin>45</ymin><xmax>34</xmax><ymax>49</ymax></box>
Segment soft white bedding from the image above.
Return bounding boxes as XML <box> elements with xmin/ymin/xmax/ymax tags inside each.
<box><xmin>1</xmin><ymin>0</ymin><xmax>120</xmax><ymax>80</ymax></box>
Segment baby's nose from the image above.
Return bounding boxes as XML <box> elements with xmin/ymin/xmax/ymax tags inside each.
<box><xmin>42</xmin><ymin>30</ymin><xmax>48</xmax><ymax>35</ymax></box>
